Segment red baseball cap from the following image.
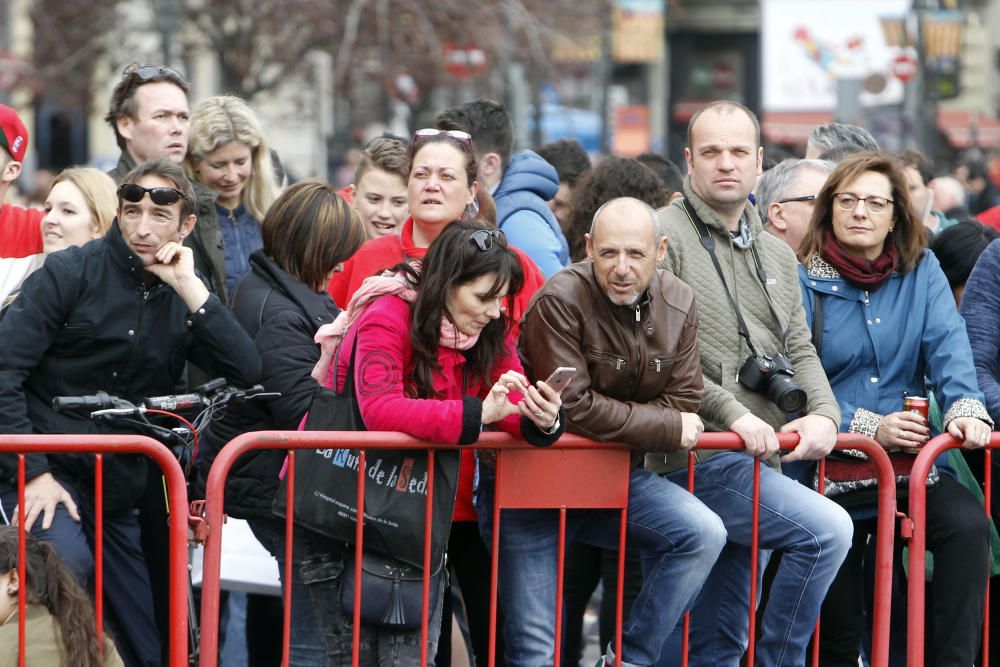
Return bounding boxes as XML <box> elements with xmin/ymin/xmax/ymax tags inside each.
<box><xmin>0</xmin><ymin>104</ymin><xmax>28</xmax><ymax>163</ymax></box>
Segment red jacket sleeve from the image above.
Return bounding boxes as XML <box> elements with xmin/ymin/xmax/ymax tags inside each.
<box><xmin>347</xmin><ymin>297</ymin><xmax>477</xmax><ymax>443</ymax></box>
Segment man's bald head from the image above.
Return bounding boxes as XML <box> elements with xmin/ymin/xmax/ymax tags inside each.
<box><xmin>590</xmin><ymin>196</ymin><xmax>662</xmax><ymax>244</ymax></box>
<box><xmin>585</xmin><ymin>197</ymin><xmax>667</xmax><ymax>306</ymax></box>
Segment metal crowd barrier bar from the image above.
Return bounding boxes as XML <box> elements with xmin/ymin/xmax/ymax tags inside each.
<box><xmin>197</xmin><ymin>431</ymin><xmax>632</xmax><ymax>667</ymax></box>
<box><xmin>198</xmin><ymin>431</ymin><xmax>897</xmax><ymax>667</ymax></box>
<box><xmin>0</xmin><ymin>435</ymin><xmax>190</xmax><ymax>667</ymax></box>
<box><xmin>906</xmin><ymin>433</ymin><xmax>995</xmax><ymax>667</ymax></box>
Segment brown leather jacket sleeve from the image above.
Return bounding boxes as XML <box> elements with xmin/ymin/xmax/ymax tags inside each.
<box><xmin>519</xmin><ymin>293</ymin><xmax>701</xmax><ymax>451</ymax></box>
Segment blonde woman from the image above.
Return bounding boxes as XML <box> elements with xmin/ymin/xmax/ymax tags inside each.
<box><xmin>1</xmin><ymin>167</ymin><xmax>116</xmax><ymax>308</ymax></box>
<box><xmin>185</xmin><ymin>95</ymin><xmax>278</xmax><ymax>297</ymax></box>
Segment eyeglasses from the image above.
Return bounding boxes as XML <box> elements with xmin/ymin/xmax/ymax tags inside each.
<box><xmin>470</xmin><ymin>229</ymin><xmax>506</xmax><ymax>251</ymax></box>
<box><xmin>778</xmin><ymin>194</ymin><xmax>816</xmax><ymax>204</ymax></box>
<box><xmin>122</xmin><ymin>64</ymin><xmax>185</xmax><ymax>83</ymax></box>
<box><xmin>412</xmin><ymin>128</ymin><xmax>473</xmax><ymax>150</ymax></box>
<box><xmin>118</xmin><ymin>183</ymin><xmax>188</xmax><ymax>207</ymax></box>
<box><xmin>833</xmin><ymin>192</ymin><xmax>893</xmax><ymax>214</ymax></box>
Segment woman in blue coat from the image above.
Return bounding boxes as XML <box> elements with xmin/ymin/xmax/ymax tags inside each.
<box><xmin>797</xmin><ymin>152</ymin><xmax>993</xmax><ymax>666</ymax></box>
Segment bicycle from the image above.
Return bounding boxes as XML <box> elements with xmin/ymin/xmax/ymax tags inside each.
<box><xmin>53</xmin><ymin>379</ymin><xmax>279</xmax><ymax>666</ymax></box>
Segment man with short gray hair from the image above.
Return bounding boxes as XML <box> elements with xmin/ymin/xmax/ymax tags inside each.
<box><xmin>756</xmin><ymin>159</ymin><xmax>833</xmax><ymax>252</ymax></box>
<box><xmin>805</xmin><ymin>121</ymin><xmax>879</xmax><ymax>161</ymax></box>
<box><xmin>499</xmin><ymin>196</ymin><xmax>726</xmax><ymax>667</ymax></box>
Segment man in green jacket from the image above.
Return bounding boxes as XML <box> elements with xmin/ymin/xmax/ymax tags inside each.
<box><xmin>650</xmin><ymin>101</ymin><xmax>852</xmax><ymax>667</ymax></box>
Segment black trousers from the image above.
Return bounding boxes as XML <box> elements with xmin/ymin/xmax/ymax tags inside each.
<box><xmin>819</xmin><ymin>475</ymin><xmax>990</xmax><ymax>667</ymax></box>
<box><xmin>560</xmin><ymin>542</ymin><xmax>642</xmax><ymax>666</ymax></box>
<box><xmin>436</xmin><ymin>521</ymin><xmax>505</xmax><ymax>667</ymax></box>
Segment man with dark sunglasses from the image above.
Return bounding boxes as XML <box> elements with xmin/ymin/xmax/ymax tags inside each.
<box><xmin>105</xmin><ymin>64</ymin><xmax>228</xmax><ymax>302</ymax></box>
<box><xmin>0</xmin><ymin>158</ymin><xmax>260</xmax><ymax>667</ymax></box>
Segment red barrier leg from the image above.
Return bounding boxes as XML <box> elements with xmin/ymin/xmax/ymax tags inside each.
<box><xmin>421</xmin><ymin>450</ymin><xmax>436</xmax><ymax>667</ymax></box>
<box><xmin>746</xmin><ymin>459</ymin><xmax>761</xmax><ymax>667</ymax></box>
<box><xmin>489</xmin><ymin>454</ymin><xmax>502</xmax><ymax>667</ymax></box>
<box><xmin>353</xmin><ymin>450</ymin><xmax>367</xmax><ymax>667</ymax></box>
<box><xmin>17</xmin><ymin>454</ymin><xmax>25</xmax><ymax>667</ymax></box>
<box><xmin>812</xmin><ymin>457</ymin><xmax>826</xmax><ymax>667</ymax></box>
<box><xmin>554</xmin><ymin>507</ymin><xmax>567</xmax><ymax>667</ymax></box>
<box><xmin>681</xmin><ymin>452</ymin><xmax>695</xmax><ymax>667</ymax></box>
<box><xmin>283</xmin><ymin>451</ymin><xmax>295</xmax><ymax>667</ymax></box>
<box><xmin>95</xmin><ymin>453</ymin><xmax>104</xmax><ymax>655</ymax></box>
<box><xmin>615</xmin><ymin>507</ymin><xmax>627</xmax><ymax>667</ymax></box>
<box><xmin>985</xmin><ymin>447</ymin><xmax>992</xmax><ymax>667</ymax></box>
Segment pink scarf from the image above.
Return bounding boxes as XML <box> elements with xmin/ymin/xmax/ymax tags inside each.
<box><xmin>311</xmin><ymin>265</ymin><xmax>480</xmax><ymax>386</ymax></box>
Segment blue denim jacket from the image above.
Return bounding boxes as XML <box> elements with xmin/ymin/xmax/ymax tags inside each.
<box><xmin>798</xmin><ymin>249</ymin><xmax>991</xmax><ymax>466</ymax></box>
<box><xmin>216</xmin><ymin>203</ymin><xmax>263</xmax><ymax>300</ymax></box>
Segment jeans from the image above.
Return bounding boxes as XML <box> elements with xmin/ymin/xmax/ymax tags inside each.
<box><xmin>658</xmin><ymin>451</ymin><xmax>854</xmax><ymax>667</ymax></box>
<box><xmin>478</xmin><ymin>467</ymin><xmax>726</xmax><ymax>667</ymax></box>
<box><xmin>247</xmin><ymin>519</ymin><xmax>327</xmax><ymax>667</ymax></box>
<box><xmin>298</xmin><ymin>534</ymin><xmax>445</xmax><ymax>667</ymax></box>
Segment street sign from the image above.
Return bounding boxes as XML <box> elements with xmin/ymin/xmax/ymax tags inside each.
<box><xmin>891</xmin><ymin>51</ymin><xmax>919</xmax><ymax>82</ymax></box>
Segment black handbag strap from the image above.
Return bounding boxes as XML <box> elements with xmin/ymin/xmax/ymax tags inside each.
<box><xmin>330</xmin><ymin>329</ymin><xmax>361</xmax><ymax>398</ymax></box>
<box><xmin>812</xmin><ymin>293</ymin><xmax>824</xmax><ymax>356</ymax></box>
<box><xmin>681</xmin><ymin>200</ymin><xmax>789</xmax><ymax>357</ymax></box>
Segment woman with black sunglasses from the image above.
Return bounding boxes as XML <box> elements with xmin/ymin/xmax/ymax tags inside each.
<box><xmin>306</xmin><ymin>219</ymin><xmax>564</xmax><ymax>665</ymax></box>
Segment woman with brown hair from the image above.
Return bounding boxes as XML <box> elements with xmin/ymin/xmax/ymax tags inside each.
<box><xmin>0</xmin><ymin>526</ymin><xmax>124</xmax><ymax>665</ymax></box>
<box><xmin>797</xmin><ymin>152</ymin><xmax>993</xmax><ymax>665</ymax></box>
<box><xmin>195</xmin><ymin>179</ymin><xmax>367</xmax><ymax>666</ymax></box>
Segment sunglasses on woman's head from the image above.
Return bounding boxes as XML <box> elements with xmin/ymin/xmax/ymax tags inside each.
<box><xmin>412</xmin><ymin>128</ymin><xmax>473</xmax><ymax>150</ymax></box>
<box><xmin>470</xmin><ymin>229</ymin><xmax>506</xmax><ymax>251</ymax></box>
<box><xmin>118</xmin><ymin>183</ymin><xmax>187</xmax><ymax>206</ymax></box>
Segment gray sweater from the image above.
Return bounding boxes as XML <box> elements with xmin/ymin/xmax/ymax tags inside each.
<box><xmin>647</xmin><ymin>182</ymin><xmax>839</xmax><ymax>474</ymax></box>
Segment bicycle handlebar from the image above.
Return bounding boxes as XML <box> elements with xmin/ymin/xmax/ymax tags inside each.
<box><xmin>51</xmin><ymin>391</ymin><xmax>126</xmax><ymax>413</ymax></box>
<box><xmin>52</xmin><ymin>381</ymin><xmax>278</xmax><ymax>415</ymax></box>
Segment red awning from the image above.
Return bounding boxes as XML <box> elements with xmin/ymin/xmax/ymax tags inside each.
<box><xmin>937</xmin><ymin>109</ymin><xmax>1000</xmax><ymax>150</ymax></box>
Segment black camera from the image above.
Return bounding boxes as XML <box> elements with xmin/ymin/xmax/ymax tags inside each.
<box><xmin>737</xmin><ymin>354</ymin><xmax>807</xmax><ymax>414</ymax></box>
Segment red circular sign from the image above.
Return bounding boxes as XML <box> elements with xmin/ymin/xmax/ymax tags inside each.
<box><xmin>891</xmin><ymin>52</ymin><xmax>918</xmax><ymax>83</ymax></box>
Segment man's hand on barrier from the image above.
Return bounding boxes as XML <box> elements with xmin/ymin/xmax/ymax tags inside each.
<box><xmin>947</xmin><ymin>416</ymin><xmax>992</xmax><ymax>450</ymax></box>
<box><xmin>730</xmin><ymin>412</ymin><xmax>780</xmax><ymax>458</ymax></box>
<box><xmin>780</xmin><ymin>414</ymin><xmax>838</xmax><ymax>462</ymax></box>
<box><xmin>14</xmin><ymin>472</ymin><xmax>80</xmax><ymax>531</ymax></box>
<box><xmin>678</xmin><ymin>412</ymin><xmax>704</xmax><ymax>452</ymax></box>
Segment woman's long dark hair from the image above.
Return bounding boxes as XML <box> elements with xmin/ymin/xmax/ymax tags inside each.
<box><xmin>395</xmin><ymin>219</ymin><xmax>524</xmax><ymax>398</ymax></box>
<box><xmin>0</xmin><ymin>526</ymin><xmax>107</xmax><ymax>665</ymax></box>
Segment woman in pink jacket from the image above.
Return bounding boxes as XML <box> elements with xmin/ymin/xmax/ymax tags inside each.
<box><xmin>305</xmin><ymin>219</ymin><xmax>565</xmax><ymax>665</ymax></box>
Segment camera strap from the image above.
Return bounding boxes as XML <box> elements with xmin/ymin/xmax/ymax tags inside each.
<box><xmin>681</xmin><ymin>200</ymin><xmax>790</xmax><ymax>357</ymax></box>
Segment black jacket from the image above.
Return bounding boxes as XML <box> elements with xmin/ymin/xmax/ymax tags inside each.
<box><xmin>194</xmin><ymin>250</ymin><xmax>338</xmax><ymax>519</ymax></box>
<box><xmin>0</xmin><ymin>221</ymin><xmax>261</xmax><ymax>513</ymax></box>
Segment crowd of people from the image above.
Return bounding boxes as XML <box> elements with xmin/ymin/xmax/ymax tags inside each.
<box><xmin>1</xmin><ymin>63</ymin><xmax>1000</xmax><ymax>667</ymax></box>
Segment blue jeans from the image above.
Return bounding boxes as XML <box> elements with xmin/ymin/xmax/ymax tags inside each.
<box><xmin>659</xmin><ymin>451</ymin><xmax>854</xmax><ymax>667</ymax></box>
<box><xmin>247</xmin><ymin>519</ymin><xmax>327</xmax><ymax>667</ymax></box>
<box><xmin>478</xmin><ymin>467</ymin><xmax>727</xmax><ymax>667</ymax></box>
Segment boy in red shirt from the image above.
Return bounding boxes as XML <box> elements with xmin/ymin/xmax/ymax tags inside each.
<box><xmin>0</xmin><ymin>104</ymin><xmax>43</xmax><ymax>258</ymax></box>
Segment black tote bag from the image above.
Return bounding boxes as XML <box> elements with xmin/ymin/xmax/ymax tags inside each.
<box><xmin>273</xmin><ymin>334</ymin><xmax>460</xmax><ymax>569</ymax></box>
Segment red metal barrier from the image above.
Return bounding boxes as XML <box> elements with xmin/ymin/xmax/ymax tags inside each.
<box><xmin>197</xmin><ymin>431</ymin><xmax>632</xmax><ymax>667</ymax></box>
<box><xmin>198</xmin><ymin>431</ymin><xmax>897</xmax><ymax>667</ymax></box>
<box><xmin>906</xmin><ymin>433</ymin><xmax>995</xmax><ymax>667</ymax></box>
<box><xmin>0</xmin><ymin>435</ymin><xmax>190</xmax><ymax>667</ymax></box>
<box><xmin>694</xmin><ymin>433</ymin><xmax>897</xmax><ymax>667</ymax></box>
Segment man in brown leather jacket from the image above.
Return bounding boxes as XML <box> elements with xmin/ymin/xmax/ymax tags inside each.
<box><xmin>481</xmin><ymin>197</ymin><xmax>726</xmax><ymax>667</ymax></box>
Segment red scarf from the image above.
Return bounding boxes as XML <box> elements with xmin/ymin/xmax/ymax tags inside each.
<box><xmin>820</xmin><ymin>229</ymin><xmax>898</xmax><ymax>291</ymax></box>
